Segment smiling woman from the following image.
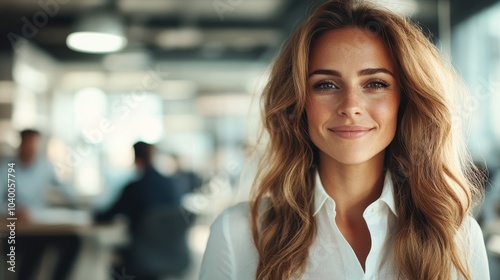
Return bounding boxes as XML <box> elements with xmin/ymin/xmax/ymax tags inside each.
<box><xmin>307</xmin><ymin>27</ymin><xmax>400</xmax><ymax>167</ymax></box>
<box><xmin>199</xmin><ymin>1</ymin><xmax>489</xmax><ymax>279</ymax></box>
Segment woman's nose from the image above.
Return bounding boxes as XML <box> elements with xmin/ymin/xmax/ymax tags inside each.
<box><xmin>337</xmin><ymin>88</ymin><xmax>363</xmax><ymax>117</ymax></box>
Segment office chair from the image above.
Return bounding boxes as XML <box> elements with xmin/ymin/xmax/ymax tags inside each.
<box><xmin>125</xmin><ymin>205</ymin><xmax>191</xmax><ymax>280</ymax></box>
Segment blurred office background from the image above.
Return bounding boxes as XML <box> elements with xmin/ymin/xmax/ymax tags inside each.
<box><xmin>0</xmin><ymin>0</ymin><xmax>499</xmax><ymax>279</ymax></box>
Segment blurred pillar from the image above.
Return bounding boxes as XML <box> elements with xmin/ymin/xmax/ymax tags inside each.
<box><xmin>0</xmin><ymin>48</ymin><xmax>16</xmax><ymax>156</ymax></box>
<box><xmin>438</xmin><ymin>0</ymin><xmax>451</xmax><ymax>57</ymax></box>
<box><xmin>0</xmin><ymin>51</ymin><xmax>13</xmax><ymax>80</ymax></box>
<box><xmin>450</xmin><ymin>0</ymin><xmax>499</xmax><ymax>27</ymax></box>
<box><xmin>0</xmin><ymin>50</ymin><xmax>14</xmax><ymax>118</ymax></box>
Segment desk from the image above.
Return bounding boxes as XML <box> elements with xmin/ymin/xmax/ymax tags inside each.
<box><xmin>1</xmin><ymin>222</ymin><xmax>93</xmax><ymax>237</ymax></box>
<box><xmin>0</xmin><ymin>215</ymin><xmax>128</xmax><ymax>280</ymax></box>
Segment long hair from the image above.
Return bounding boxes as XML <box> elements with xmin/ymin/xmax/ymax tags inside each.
<box><xmin>249</xmin><ymin>0</ymin><xmax>483</xmax><ymax>279</ymax></box>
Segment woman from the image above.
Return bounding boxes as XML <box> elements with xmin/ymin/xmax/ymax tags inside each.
<box><xmin>200</xmin><ymin>0</ymin><xmax>489</xmax><ymax>279</ymax></box>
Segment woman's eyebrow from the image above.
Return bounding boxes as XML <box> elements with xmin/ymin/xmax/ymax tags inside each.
<box><xmin>308</xmin><ymin>68</ymin><xmax>395</xmax><ymax>78</ymax></box>
<box><xmin>358</xmin><ymin>68</ymin><xmax>395</xmax><ymax>77</ymax></box>
<box><xmin>308</xmin><ymin>69</ymin><xmax>342</xmax><ymax>78</ymax></box>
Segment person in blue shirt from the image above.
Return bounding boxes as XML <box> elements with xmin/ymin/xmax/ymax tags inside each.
<box><xmin>1</xmin><ymin>129</ymin><xmax>81</xmax><ymax>280</ymax></box>
<box><xmin>0</xmin><ymin>129</ymin><xmax>77</xmax><ymax>216</ymax></box>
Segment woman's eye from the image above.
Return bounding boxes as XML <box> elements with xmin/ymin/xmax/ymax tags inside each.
<box><xmin>313</xmin><ymin>81</ymin><xmax>338</xmax><ymax>90</ymax></box>
<box><xmin>366</xmin><ymin>81</ymin><xmax>389</xmax><ymax>89</ymax></box>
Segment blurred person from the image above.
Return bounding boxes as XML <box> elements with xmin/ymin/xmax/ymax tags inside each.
<box><xmin>170</xmin><ymin>153</ymin><xmax>203</xmax><ymax>196</ymax></box>
<box><xmin>200</xmin><ymin>1</ymin><xmax>489</xmax><ymax>279</ymax></box>
<box><xmin>95</xmin><ymin>141</ymin><xmax>188</xmax><ymax>280</ymax></box>
<box><xmin>0</xmin><ymin>129</ymin><xmax>78</xmax><ymax>216</ymax></box>
<box><xmin>0</xmin><ymin>129</ymin><xmax>81</xmax><ymax>280</ymax></box>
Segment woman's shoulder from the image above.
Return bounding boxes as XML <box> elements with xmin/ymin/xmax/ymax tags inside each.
<box><xmin>460</xmin><ymin>215</ymin><xmax>489</xmax><ymax>279</ymax></box>
<box><xmin>209</xmin><ymin>198</ymin><xmax>272</xmax><ymax>246</ymax></box>
<box><xmin>457</xmin><ymin>215</ymin><xmax>484</xmax><ymax>250</ymax></box>
<box><xmin>461</xmin><ymin>215</ymin><xmax>483</xmax><ymax>238</ymax></box>
<box><xmin>203</xmin><ymin>200</ymin><xmax>263</xmax><ymax>279</ymax></box>
<box><xmin>213</xmin><ymin>201</ymin><xmax>251</xmax><ymax>227</ymax></box>
<box><xmin>208</xmin><ymin>202</ymin><xmax>251</xmax><ymax>248</ymax></box>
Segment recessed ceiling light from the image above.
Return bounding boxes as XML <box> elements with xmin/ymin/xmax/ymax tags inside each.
<box><xmin>67</xmin><ymin>11</ymin><xmax>127</xmax><ymax>53</ymax></box>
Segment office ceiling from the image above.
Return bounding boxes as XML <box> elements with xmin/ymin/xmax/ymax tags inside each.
<box><xmin>1</xmin><ymin>0</ymin><xmax>497</xmax><ymax>63</ymax></box>
<box><xmin>0</xmin><ymin>0</ymin><xmax>446</xmax><ymax>65</ymax></box>
<box><xmin>0</xmin><ymin>0</ymin><xmax>307</xmax><ymax>64</ymax></box>
<box><xmin>0</xmin><ymin>0</ymin><xmax>495</xmax><ymax>94</ymax></box>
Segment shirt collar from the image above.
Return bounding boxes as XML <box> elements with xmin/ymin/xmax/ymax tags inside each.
<box><xmin>313</xmin><ymin>170</ymin><xmax>397</xmax><ymax>217</ymax></box>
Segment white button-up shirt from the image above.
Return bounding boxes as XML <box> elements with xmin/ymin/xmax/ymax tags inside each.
<box><xmin>200</xmin><ymin>171</ymin><xmax>489</xmax><ymax>280</ymax></box>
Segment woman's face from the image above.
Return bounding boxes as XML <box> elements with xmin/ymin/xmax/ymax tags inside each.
<box><xmin>306</xmin><ymin>27</ymin><xmax>400</xmax><ymax>166</ymax></box>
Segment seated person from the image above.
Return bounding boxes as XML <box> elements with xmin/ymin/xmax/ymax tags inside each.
<box><xmin>95</xmin><ymin>141</ymin><xmax>188</xmax><ymax>280</ymax></box>
<box><xmin>0</xmin><ymin>129</ymin><xmax>81</xmax><ymax>280</ymax></box>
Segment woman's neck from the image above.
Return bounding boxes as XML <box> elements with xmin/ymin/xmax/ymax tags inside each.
<box><xmin>318</xmin><ymin>151</ymin><xmax>385</xmax><ymax>220</ymax></box>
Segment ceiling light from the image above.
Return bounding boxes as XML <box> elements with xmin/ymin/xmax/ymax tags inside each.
<box><xmin>67</xmin><ymin>11</ymin><xmax>127</xmax><ymax>53</ymax></box>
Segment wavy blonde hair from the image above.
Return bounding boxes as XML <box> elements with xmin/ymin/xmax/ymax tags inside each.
<box><xmin>250</xmin><ymin>0</ymin><xmax>483</xmax><ymax>279</ymax></box>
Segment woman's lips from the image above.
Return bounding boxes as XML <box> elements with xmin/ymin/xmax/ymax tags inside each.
<box><xmin>328</xmin><ymin>126</ymin><xmax>374</xmax><ymax>139</ymax></box>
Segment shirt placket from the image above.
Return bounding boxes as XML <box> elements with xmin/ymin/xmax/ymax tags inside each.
<box><xmin>326</xmin><ymin>201</ymin><xmax>366</xmax><ymax>280</ymax></box>
<box><xmin>363</xmin><ymin>202</ymin><xmax>386</xmax><ymax>280</ymax></box>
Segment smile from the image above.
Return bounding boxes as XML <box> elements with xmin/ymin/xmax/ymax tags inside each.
<box><xmin>328</xmin><ymin>126</ymin><xmax>374</xmax><ymax>139</ymax></box>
